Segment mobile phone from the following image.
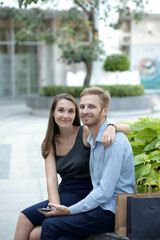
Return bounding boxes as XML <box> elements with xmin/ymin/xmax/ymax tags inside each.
<box><xmin>38</xmin><ymin>207</ymin><xmax>54</xmax><ymax>211</ymax></box>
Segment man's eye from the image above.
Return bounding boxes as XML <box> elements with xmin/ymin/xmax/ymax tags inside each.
<box><xmin>79</xmin><ymin>106</ymin><xmax>84</xmax><ymax>109</ymax></box>
<box><xmin>90</xmin><ymin>105</ymin><xmax>95</xmax><ymax>109</ymax></box>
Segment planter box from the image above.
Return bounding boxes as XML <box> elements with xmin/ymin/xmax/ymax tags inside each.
<box><xmin>26</xmin><ymin>95</ymin><xmax>160</xmax><ymax>116</ymax></box>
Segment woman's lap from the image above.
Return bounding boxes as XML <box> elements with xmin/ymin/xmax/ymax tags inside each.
<box><xmin>21</xmin><ymin>199</ymin><xmax>49</xmax><ymax>226</ymax></box>
<box><xmin>21</xmin><ymin>178</ymin><xmax>92</xmax><ymax>226</ymax></box>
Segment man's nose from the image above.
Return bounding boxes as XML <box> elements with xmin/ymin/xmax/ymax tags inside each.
<box><xmin>82</xmin><ymin>106</ymin><xmax>89</xmax><ymax>114</ymax></box>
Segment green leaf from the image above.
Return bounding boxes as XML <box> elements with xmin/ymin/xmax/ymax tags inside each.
<box><xmin>134</xmin><ymin>128</ymin><xmax>157</xmax><ymax>143</ymax></box>
<box><xmin>131</xmin><ymin>145</ymin><xmax>144</xmax><ymax>155</ymax></box>
<box><xmin>130</xmin><ymin>116</ymin><xmax>160</xmax><ymax>132</ymax></box>
<box><xmin>130</xmin><ymin>141</ymin><xmax>145</xmax><ymax>146</ymax></box>
<box><xmin>24</xmin><ymin>0</ymin><xmax>30</xmax><ymax>8</ymax></box>
<box><xmin>148</xmin><ymin>150</ymin><xmax>160</xmax><ymax>161</ymax></box>
<box><xmin>135</xmin><ymin>163</ymin><xmax>151</xmax><ymax>180</ymax></box>
<box><xmin>19</xmin><ymin>0</ymin><xmax>24</xmax><ymax>8</ymax></box>
<box><xmin>130</xmin><ymin>123</ymin><xmax>147</xmax><ymax>132</ymax></box>
<box><xmin>150</xmin><ymin>162</ymin><xmax>160</xmax><ymax>175</ymax></box>
<box><xmin>144</xmin><ymin>138</ymin><xmax>159</xmax><ymax>152</ymax></box>
<box><xmin>136</xmin><ymin>184</ymin><xmax>147</xmax><ymax>193</ymax></box>
<box><xmin>19</xmin><ymin>0</ymin><xmax>38</xmax><ymax>8</ymax></box>
<box><xmin>134</xmin><ymin>153</ymin><xmax>149</xmax><ymax>166</ymax></box>
<box><xmin>145</xmin><ymin>170</ymin><xmax>160</xmax><ymax>181</ymax></box>
<box><xmin>155</xmin><ymin>141</ymin><xmax>160</xmax><ymax>148</ymax></box>
<box><xmin>127</xmin><ymin>116</ymin><xmax>160</xmax><ymax>191</ymax></box>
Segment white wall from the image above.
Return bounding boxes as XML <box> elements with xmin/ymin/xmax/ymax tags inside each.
<box><xmin>131</xmin><ymin>43</ymin><xmax>160</xmax><ymax>71</ymax></box>
<box><xmin>132</xmin><ymin>19</ymin><xmax>160</xmax><ymax>44</ymax></box>
<box><xmin>130</xmin><ymin>18</ymin><xmax>160</xmax><ymax>71</ymax></box>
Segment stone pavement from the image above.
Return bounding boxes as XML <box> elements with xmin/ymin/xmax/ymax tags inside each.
<box><xmin>0</xmin><ymin>98</ymin><xmax>160</xmax><ymax>240</ymax></box>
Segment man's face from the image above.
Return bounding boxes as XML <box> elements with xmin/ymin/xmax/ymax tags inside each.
<box><xmin>79</xmin><ymin>94</ymin><xmax>108</xmax><ymax>127</ymax></box>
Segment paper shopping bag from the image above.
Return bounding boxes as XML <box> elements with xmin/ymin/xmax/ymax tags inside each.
<box><xmin>115</xmin><ymin>192</ymin><xmax>133</xmax><ymax>236</ymax></box>
<box><xmin>115</xmin><ymin>191</ymin><xmax>160</xmax><ymax>237</ymax></box>
<box><xmin>115</xmin><ymin>178</ymin><xmax>160</xmax><ymax>237</ymax></box>
<box><xmin>127</xmin><ymin>197</ymin><xmax>160</xmax><ymax>240</ymax></box>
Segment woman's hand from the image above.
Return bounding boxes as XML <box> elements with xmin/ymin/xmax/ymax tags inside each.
<box><xmin>101</xmin><ymin>123</ymin><xmax>130</xmax><ymax>147</ymax></box>
<box><xmin>101</xmin><ymin>124</ymin><xmax>116</xmax><ymax>147</ymax></box>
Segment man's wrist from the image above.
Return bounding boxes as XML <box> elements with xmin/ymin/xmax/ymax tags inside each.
<box><xmin>66</xmin><ymin>207</ymin><xmax>71</xmax><ymax>215</ymax></box>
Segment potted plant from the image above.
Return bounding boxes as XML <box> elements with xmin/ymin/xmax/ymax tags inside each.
<box><xmin>103</xmin><ymin>54</ymin><xmax>130</xmax><ymax>84</ymax></box>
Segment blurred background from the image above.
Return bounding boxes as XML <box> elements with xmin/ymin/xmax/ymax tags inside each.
<box><xmin>1</xmin><ymin>0</ymin><xmax>160</xmax><ymax>96</ymax></box>
<box><xmin>0</xmin><ymin>1</ymin><xmax>160</xmax><ymax>239</ymax></box>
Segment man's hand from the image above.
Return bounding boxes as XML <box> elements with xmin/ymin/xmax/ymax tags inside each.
<box><xmin>39</xmin><ymin>203</ymin><xmax>71</xmax><ymax>217</ymax></box>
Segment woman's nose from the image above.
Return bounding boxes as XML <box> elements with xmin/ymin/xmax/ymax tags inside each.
<box><xmin>63</xmin><ymin>111</ymin><xmax>69</xmax><ymax>117</ymax></box>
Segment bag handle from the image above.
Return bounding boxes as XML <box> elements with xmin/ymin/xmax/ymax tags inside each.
<box><xmin>136</xmin><ymin>177</ymin><xmax>160</xmax><ymax>196</ymax></box>
<box><xmin>147</xmin><ymin>179</ymin><xmax>160</xmax><ymax>196</ymax></box>
<box><xmin>135</xmin><ymin>177</ymin><xmax>148</xmax><ymax>193</ymax></box>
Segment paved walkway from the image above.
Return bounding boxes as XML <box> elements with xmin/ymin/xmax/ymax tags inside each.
<box><xmin>0</xmin><ymin>98</ymin><xmax>160</xmax><ymax>240</ymax></box>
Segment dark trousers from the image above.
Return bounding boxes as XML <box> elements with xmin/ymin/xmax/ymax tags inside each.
<box><xmin>40</xmin><ymin>207</ymin><xmax>115</xmax><ymax>240</ymax></box>
<box><xmin>21</xmin><ymin>178</ymin><xmax>93</xmax><ymax>226</ymax></box>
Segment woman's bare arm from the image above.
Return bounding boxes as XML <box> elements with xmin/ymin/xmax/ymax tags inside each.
<box><xmin>115</xmin><ymin>122</ymin><xmax>130</xmax><ymax>135</ymax></box>
<box><xmin>83</xmin><ymin>123</ymin><xmax>130</xmax><ymax>148</ymax></box>
<box><xmin>45</xmin><ymin>147</ymin><xmax>60</xmax><ymax>204</ymax></box>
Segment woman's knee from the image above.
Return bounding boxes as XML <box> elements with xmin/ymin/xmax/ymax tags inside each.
<box><xmin>14</xmin><ymin>213</ymin><xmax>34</xmax><ymax>239</ymax></box>
<box><xmin>29</xmin><ymin>226</ymin><xmax>41</xmax><ymax>240</ymax></box>
<box><xmin>18</xmin><ymin>213</ymin><xmax>32</xmax><ymax>225</ymax></box>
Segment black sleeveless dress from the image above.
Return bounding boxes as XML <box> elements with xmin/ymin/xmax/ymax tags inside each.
<box><xmin>21</xmin><ymin>126</ymin><xmax>93</xmax><ymax>226</ymax></box>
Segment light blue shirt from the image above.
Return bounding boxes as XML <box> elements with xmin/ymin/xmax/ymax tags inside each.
<box><xmin>69</xmin><ymin>120</ymin><xmax>135</xmax><ymax>215</ymax></box>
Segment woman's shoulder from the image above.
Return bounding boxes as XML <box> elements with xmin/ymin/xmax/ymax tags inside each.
<box><xmin>82</xmin><ymin>125</ymin><xmax>89</xmax><ymax>135</ymax></box>
<box><xmin>82</xmin><ymin>125</ymin><xmax>90</xmax><ymax>147</ymax></box>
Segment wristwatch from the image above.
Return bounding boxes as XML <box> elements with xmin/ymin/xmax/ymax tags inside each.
<box><xmin>107</xmin><ymin>123</ymin><xmax>117</xmax><ymax>132</ymax></box>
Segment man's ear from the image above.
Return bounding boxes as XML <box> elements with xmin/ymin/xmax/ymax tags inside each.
<box><xmin>102</xmin><ymin>107</ymin><xmax>109</xmax><ymax>116</ymax></box>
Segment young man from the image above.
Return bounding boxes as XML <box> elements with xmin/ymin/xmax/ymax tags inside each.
<box><xmin>40</xmin><ymin>87</ymin><xmax>135</xmax><ymax>240</ymax></box>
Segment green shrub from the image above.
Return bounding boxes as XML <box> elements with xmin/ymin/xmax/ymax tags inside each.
<box><xmin>98</xmin><ymin>85</ymin><xmax>144</xmax><ymax>97</ymax></box>
<box><xmin>41</xmin><ymin>85</ymin><xmax>144</xmax><ymax>98</ymax></box>
<box><xmin>128</xmin><ymin>117</ymin><xmax>160</xmax><ymax>193</ymax></box>
<box><xmin>103</xmin><ymin>54</ymin><xmax>130</xmax><ymax>72</ymax></box>
<box><xmin>41</xmin><ymin>86</ymin><xmax>84</xmax><ymax>97</ymax></box>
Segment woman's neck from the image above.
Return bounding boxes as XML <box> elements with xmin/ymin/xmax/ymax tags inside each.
<box><xmin>58</xmin><ymin>126</ymin><xmax>77</xmax><ymax>139</ymax></box>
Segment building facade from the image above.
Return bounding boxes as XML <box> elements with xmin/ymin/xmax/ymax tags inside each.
<box><xmin>119</xmin><ymin>14</ymin><xmax>160</xmax><ymax>89</ymax></box>
<box><xmin>0</xmin><ymin>15</ymin><xmax>67</xmax><ymax>97</ymax></box>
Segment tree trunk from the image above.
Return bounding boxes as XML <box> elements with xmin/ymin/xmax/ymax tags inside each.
<box><xmin>83</xmin><ymin>61</ymin><xmax>93</xmax><ymax>86</ymax></box>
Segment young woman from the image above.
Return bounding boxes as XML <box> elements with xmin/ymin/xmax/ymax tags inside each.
<box><xmin>14</xmin><ymin>93</ymin><xmax>130</xmax><ymax>240</ymax></box>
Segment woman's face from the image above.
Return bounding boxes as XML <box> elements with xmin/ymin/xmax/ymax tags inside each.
<box><xmin>53</xmin><ymin>99</ymin><xmax>76</xmax><ymax>128</ymax></box>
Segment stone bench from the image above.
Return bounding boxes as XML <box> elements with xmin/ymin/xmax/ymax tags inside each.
<box><xmin>87</xmin><ymin>232</ymin><xmax>129</xmax><ymax>240</ymax></box>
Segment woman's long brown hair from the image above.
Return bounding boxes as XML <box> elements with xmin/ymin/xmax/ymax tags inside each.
<box><xmin>41</xmin><ymin>93</ymin><xmax>81</xmax><ymax>159</ymax></box>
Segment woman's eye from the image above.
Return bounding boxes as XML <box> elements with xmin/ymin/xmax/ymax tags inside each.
<box><xmin>58</xmin><ymin>109</ymin><xmax>63</xmax><ymax>112</ymax></box>
<box><xmin>69</xmin><ymin>110</ymin><xmax>74</xmax><ymax>114</ymax></box>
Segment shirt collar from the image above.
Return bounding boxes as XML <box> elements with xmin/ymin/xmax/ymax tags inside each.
<box><xmin>87</xmin><ymin>119</ymin><xmax>109</xmax><ymax>146</ymax></box>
